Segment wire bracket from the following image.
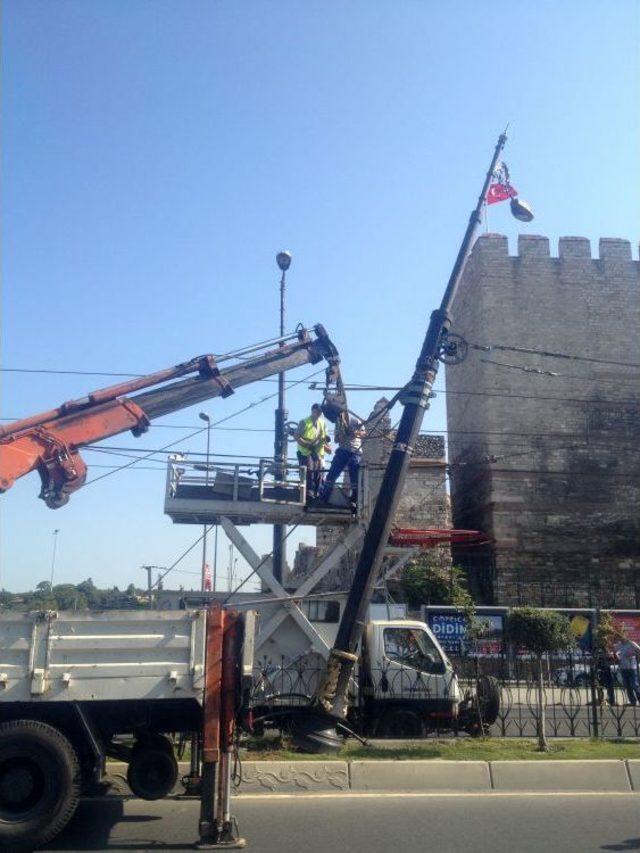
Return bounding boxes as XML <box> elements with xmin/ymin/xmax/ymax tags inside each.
<box><xmin>438</xmin><ymin>333</ymin><xmax>469</xmax><ymax>365</ymax></box>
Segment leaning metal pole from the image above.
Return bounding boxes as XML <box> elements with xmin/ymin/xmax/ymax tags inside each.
<box><xmin>311</xmin><ymin>130</ymin><xmax>508</xmax><ymax>728</ymax></box>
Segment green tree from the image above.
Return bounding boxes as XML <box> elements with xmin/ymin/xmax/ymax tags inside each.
<box><xmin>506</xmin><ymin>607</ymin><xmax>575</xmax><ymax>751</ymax></box>
<box><xmin>36</xmin><ymin>580</ymin><xmax>52</xmax><ymax>593</ymax></box>
<box><xmin>396</xmin><ymin>558</ymin><xmax>473</xmax><ymax>611</ymax></box>
<box><xmin>595</xmin><ymin>611</ymin><xmax>620</xmax><ymax>653</ymax></box>
<box><xmin>76</xmin><ymin>578</ymin><xmax>100</xmax><ymax>607</ymax></box>
<box><xmin>0</xmin><ymin>590</ymin><xmax>17</xmax><ymax>610</ymax></box>
<box><xmin>52</xmin><ymin>584</ymin><xmax>88</xmax><ymax>611</ymax></box>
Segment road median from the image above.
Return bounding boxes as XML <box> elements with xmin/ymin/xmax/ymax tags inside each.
<box><xmin>106</xmin><ymin>758</ymin><xmax>640</xmax><ymax>796</ymax></box>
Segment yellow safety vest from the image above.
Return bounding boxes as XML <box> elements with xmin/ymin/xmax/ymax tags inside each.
<box><xmin>296</xmin><ymin>416</ymin><xmax>328</xmax><ymax>457</ymax></box>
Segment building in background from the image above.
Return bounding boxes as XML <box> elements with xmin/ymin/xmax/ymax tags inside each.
<box><xmin>446</xmin><ymin>234</ymin><xmax>640</xmax><ymax>607</ymax></box>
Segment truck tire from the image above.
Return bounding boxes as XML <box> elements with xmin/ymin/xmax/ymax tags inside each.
<box><xmin>477</xmin><ymin>675</ymin><xmax>501</xmax><ymax>726</ymax></box>
<box><xmin>127</xmin><ymin>741</ymin><xmax>178</xmax><ymax>800</ymax></box>
<box><xmin>0</xmin><ymin>719</ymin><xmax>81</xmax><ymax>851</ymax></box>
<box><xmin>374</xmin><ymin>708</ymin><xmax>425</xmax><ymax>739</ymax></box>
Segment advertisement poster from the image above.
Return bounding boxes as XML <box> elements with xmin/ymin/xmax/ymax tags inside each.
<box><xmin>611</xmin><ymin>614</ymin><xmax>640</xmax><ymax>644</ymax></box>
<box><xmin>428</xmin><ymin>612</ymin><xmax>466</xmax><ymax>653</ymax></box>
<box><xmin>474</xmin><ymin>614</ymin><xmax>504</xmax><ymax>656</ymax></box>
<box><xmin>428</xmin><ymin>612</ymin><xmax>504</xmax><ymax>657</ymax></box>
<box><xmin>567</xmin><ymin>613</ymin><xmax>592</xmax><ymax>655</ymax></box>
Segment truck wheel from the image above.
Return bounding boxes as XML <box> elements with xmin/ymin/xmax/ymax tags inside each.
<box><xmin>127</xmin><ymin>742</ymin><xmax>178</xmax><ymax>800</ymax></box>
<box><xmin>476</xmin><ymin>675</ymin><xmax>501</xmax><ymax>726</ymax></box>
<box><xmin>0</xmin><ymin>719</ymin><xmax>81</xmax><ymax>850</ymax></box>
<box><xmin>374</xmin><ymin>709</ymin><xmax>424</xmax><ymax>739</ymax></box>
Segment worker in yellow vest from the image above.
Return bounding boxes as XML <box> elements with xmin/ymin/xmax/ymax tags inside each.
<box><xmin>295</xmin><ymin>403</ymin><xmax>331</xmax><ymax>500</ymax></box>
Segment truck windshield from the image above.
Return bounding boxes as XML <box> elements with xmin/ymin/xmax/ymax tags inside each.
<box><xmin>383</xmin><ymin>626</ymin><xmax>445</xmax><ymax>674</ymax></box>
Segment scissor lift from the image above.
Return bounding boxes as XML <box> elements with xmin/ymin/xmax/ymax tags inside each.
<box><xmin>164</xmin><ymin>455</ymin><xmax>370</xmax><ymax>526</ymax></box>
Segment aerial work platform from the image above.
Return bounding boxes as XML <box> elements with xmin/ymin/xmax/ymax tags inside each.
<box><xmin>164</xmin><ymin>456</ymin><xmax>369</xmax><ymax>526</ymax></box>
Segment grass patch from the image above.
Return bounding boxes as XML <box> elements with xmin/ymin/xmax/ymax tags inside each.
<box><xmin>242</xmin><ymin>734</ymin><xmax>640</xmax><ymax>762</ymax></box>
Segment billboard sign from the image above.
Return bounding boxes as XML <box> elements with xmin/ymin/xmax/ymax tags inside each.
<box><xmin>427</xmin><ymin>611</ymin><xmax>504</xmax><ymax>657</ymax></box>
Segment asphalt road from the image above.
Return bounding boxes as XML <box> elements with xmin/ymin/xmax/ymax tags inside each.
<box><xmin>45</xmin><ymin>792</ymin><xmax>640</xmax><ymax>853</ymax></box>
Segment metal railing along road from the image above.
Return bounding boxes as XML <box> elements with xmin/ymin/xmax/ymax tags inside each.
<box><xmin>249</xmin><ymin>654</ymin><xmax>640</xmax><ymax>739</ymax></box>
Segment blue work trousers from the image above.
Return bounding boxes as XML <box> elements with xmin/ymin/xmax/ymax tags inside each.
<box><xmin>324</xmin><ymin>448</ymin><xmax>360</xmax><ymax>501</ymax></box>
<box><xmin>621</xmin><ymin>669</ymin><xmax>640</xmax><ymax>705</ymax></box>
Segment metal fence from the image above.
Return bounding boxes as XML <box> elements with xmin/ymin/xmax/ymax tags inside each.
<box><xmin>251</xmin><ymin>654</ymin><xmax>640</xmax><ymax>739</ymax></box>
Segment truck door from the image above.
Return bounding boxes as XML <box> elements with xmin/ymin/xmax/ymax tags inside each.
<box><xmin>373</xmin><ymin>624</ymin><xmax>457</xmax><ymax>704</ymax></box>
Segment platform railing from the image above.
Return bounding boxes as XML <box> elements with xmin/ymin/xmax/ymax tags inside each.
<box><xmin>166</xmin><ymin>455</ymin><xmax>368</xmax><ymax>517</ymax></box>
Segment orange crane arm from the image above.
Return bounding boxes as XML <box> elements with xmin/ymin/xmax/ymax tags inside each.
<box><xmin>0</xmin><ymin>325</ymin><xmax>341</xmax><ymax>508</ymax></box>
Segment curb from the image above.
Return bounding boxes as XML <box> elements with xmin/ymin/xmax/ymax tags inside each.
<box><xmin>106</xmin><ymin>759</ymin><xmax>640</xmax><ymax>795</ymax></box>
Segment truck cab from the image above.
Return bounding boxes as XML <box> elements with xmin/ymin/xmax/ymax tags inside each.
<box><xmin>358</xmin><ymin>619</ymin><xmax>461</xmax><ymax>738</ymax></box>
<box><xmin>250</xmin><ymin>609</ymin><xmax>491</xmax><ymax>740</ymax></box>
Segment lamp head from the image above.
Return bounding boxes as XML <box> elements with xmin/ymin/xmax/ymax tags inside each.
<box><xmin>510</xmin><ymin>197</ymin><xmax>534</xmax><ymax>222</ymax></box>
<box><xmin>199</xmin><ymin>412</ymin><xmax>210</xmax><ymax>423</ymax></box>
<box><xmin>276</xmin><ymin>251</ymin><xmax>292</xmax><ymax>271</ymax></box>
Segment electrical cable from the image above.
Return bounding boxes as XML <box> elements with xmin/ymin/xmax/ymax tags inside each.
<box><xmin>81</xmin><ymin>367</ymin><xmax>324</xmax><ymax>487</ymax></box>
<box><xmin>467</xmin><ymin>341</ymin><xmax>640</xmax><ymax>370</ymax></box>
<box><xmin>3</xmin><ymin>414</ymin><xmax>637</xmax><ymax>445</ymax></box>
<box><xmin>0</xmin><ymin>330</ymin><xmax>306</xmax><ymax>380</ymax></box>
<box><xmin>479</xmin><ymin>357</ymin><xmax>640</xmax><ymax>387</ymax></box>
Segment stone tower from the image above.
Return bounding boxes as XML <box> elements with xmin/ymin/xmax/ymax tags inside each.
<box><xmin>446</xmin><ymin>234</ymin><xmax>640</xmax><ymax>607</ymax></box>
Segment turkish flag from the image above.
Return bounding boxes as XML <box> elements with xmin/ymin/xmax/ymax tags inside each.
<box><xmin>486</xmin><ymin>182</ymin><xmax>518</xmax><ymax>205</ymax></box>
<box><xmin>203</xmin><ymin>563</ymin><xmax>212</xmax><ymax>591</ymax></box>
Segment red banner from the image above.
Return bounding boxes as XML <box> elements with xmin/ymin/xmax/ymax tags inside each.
<box><xmin>486</xmin><ymin>182</ymin><xmax>518</xmax><ymax>205</ymax></box>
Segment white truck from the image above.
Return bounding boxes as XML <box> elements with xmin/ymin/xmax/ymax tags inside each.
<box><xmin>0</xmin><ymin>603</ymin><xmax>496</xmax><ymax>848</ymax></box>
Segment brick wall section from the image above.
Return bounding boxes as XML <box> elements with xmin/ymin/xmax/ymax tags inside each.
<box><xmin>290</xmin><ymin>400</ymin><xmax>451</xmax><ymax>590</ymax></box>
<box><xmin>446</xmin><ymin>234</ymin><xmax>640</xmax><ymax>607</ymax></box>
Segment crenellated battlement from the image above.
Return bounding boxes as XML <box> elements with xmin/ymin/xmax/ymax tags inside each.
<box><xmin>448</xmin><ymin>230</ymin><xmax>640</xmax><ymax>609</ymax></box>
<box><xmin>472</xmin><ymin>232</ymin><xmax>638</xmax><ymax>262</ymax></box>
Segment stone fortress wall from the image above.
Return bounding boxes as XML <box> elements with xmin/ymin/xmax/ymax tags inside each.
<box><xmin>445</xmin><ymin>234</ymin><xmax>640</xmax><ymax>607</ymax></box>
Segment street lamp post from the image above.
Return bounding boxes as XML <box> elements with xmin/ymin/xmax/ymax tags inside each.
<box><xmin>273</xmin><ymin>251</ymin><xmax>292</xmax><ymax>585</ymax></box>
<box><xmin>198</xmin><ymin>412</ymin><xmax>212</xmax><ymax>593</ymax></box>
<box><xmin>49</xmin><ymin>529</ymin><xmax>60</xmax><ymax>588</ymax></box>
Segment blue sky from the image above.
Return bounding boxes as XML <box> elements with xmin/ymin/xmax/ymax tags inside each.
<box><xmin>2</xmin><ymin>0</ymin><xmax>639</xmax><ymax>593</ymax></box>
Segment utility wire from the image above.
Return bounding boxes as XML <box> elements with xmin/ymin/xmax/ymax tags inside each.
<box><xmin>480</xmin><ymin>358</ymin><xmax>640</xmax><ymax>387</ymax></box>
<box><xmin>82</xmin><ymin>367</ymin><xmax>324</xmax><ymax>487</ymax></box>
<box><xmin>467</xmin><ymin>341</ymin><xmax>640</xmax><ymax>370</ymax></box>
<box><xmin>309</xmin><ymin>382</ymin><xmax>640</xmax><ymax>407</ymax></box>
<box><xmin>2</xmin><ymin>415</ymin><xmax>637</xmax><ymax>443</ymax></box>
<box><xmin>5</xmin><ymin>337</ymin><xmax>639</xmax><ymax>377</ymax></box>
<box><xmin>0</xmin><ymin>330</ymin><xmax>307</xmax><ymax>380</ymax></box>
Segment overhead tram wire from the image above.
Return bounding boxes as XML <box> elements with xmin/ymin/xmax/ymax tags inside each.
<box><xmin>4</xmin><ymin>336</ymin><xmax>640</xmax><ymax>378</ymax></box>
<box><xmin>4</xmin><ymin>371</ymin><xmax>639</xmax><ymax>431</ymax></box>
<box><xmin>85</xmin><ymin>427</ymin><xmax>640</xmax><ymax>465</ymax></box>
<box><xmin>3</xmin><ymin>413</ymin><xmax>638</xmax><ymax>444</ymax></box>
<box><xmin>317</xmin><ymin>384</ymin><xmax>640</xmax><ymax>408</ymax></box>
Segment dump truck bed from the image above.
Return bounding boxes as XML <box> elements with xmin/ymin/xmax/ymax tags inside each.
<box><xmin>0</xmin><ymin>609</ymin><xmax>206</xmax><ymax>703</ymax></box>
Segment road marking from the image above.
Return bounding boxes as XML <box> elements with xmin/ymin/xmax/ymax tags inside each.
<box><xmin>232</xmin><ymin>791</ymin><xmax>639</xmax><ymax>800</ymax></box>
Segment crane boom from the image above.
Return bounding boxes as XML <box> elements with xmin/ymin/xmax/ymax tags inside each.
<box><xmin>0</xmin><ymin>324</ymin><xmax>341</xmax><ymax>508</ymax></box>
